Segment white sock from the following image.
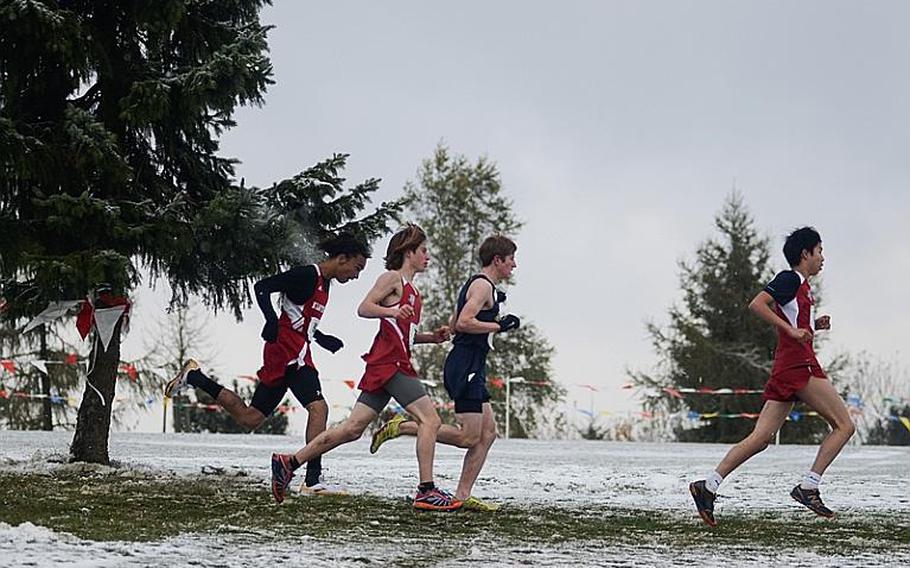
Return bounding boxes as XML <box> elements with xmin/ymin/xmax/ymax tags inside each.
<box><xmin>800</xmin><ymin>470</ymin><xmax>822</xmax><ymax>491</ymax></box>
<box><xmin>705</xmin><ymin>471</ymin><xmax>724</xmax><ymax>494</ymax></box>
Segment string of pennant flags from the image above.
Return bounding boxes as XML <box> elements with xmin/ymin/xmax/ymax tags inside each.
<box><xmin>7</xmin><ymin>301</ymin><xmax>908</xmax><ymax>432</ymax></box>
<box><xmin>574</xmin><ymin>405</ymin><xmax>910</xmax><ymax>432</ymax></box>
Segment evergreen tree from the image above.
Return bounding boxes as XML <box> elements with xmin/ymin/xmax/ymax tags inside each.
<box><xmin>0</xmin><ymin>323</ymin><xmax>83</xmax><ymax>429</ymax></box>
<box><xmin>1</xmin><ymin>318</ymin><xmax>159</xmax><ymax>431</ymax></box>
<box><xmin>0</xmin><ymin>3</ymin><xmax>401</xmax><ymax>462</ymax></box>
<box><xmin>404</xmin><ymin>143</ymin><xmax>564</xmax><ymax>437</ymax></box>
<box><xmin>631</xmin><ymin>192</ymin><xmax>831</xmax><ymax>443</ymax></box>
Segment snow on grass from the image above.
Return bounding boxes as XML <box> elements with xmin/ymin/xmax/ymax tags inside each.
<box><xmin>0</xmin><ymin>431</ymin><xmax>907</xmax><ymax>567</ymax></box>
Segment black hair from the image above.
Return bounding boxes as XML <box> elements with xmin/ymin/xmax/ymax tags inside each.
<box><xmin>318</xmin><ymin>232</ymin><xmax>371</xmax><ymax>259</ymax></box>
<box><xmin>783</xmin><ymin>227</ymin><xmax>821</xmax><ymax>267</ymax></box>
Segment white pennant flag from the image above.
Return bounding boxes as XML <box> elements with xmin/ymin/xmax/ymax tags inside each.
<box><xmin>93</xmin><ymin>306</ymin><xmax>127</xmax><ymax>352</ymax></box>
<box><xmin>31</xmin><ymin>360</ymin><xmax>49</xmax><ymax>375</ymax></box>
<box><xmin>22</xmin><ymin>301</ymin><xmax>83</xmax><ymax>334</ymax></box>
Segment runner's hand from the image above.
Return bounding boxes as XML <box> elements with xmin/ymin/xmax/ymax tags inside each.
<box><xmin>498</xmin><ymin>314</ymin><xmax>521</xmax><ymax>333</ymax></box>
<box><xmin>314</xmin><ymin>330</ymin><xmax>344</xmax><ymax>353</ymax></box>
<box><xmin>432</xmin><ymin>326</ymin><xmax>451</xmax><ymax>343</ymax></box>
<box><xmin>393</xmin><ymin>304</ymin><xmax>415</xmax><ymax>319</ymax></box>
<box><xmin>814</xmin><ymin>315</ymin><xmax>831</xmax><ymax>331</ymax></box>
<box><xmin>261</xmin><ymin>319</ymin><xmax>279</xmax><ymax>343</ymax></box>
<box><xmin>787</xmin><ymin>327</ymin><xmax>813</xmax><ymax>343</ymax></box>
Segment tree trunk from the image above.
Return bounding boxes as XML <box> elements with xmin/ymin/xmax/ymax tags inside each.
<box><xmin>70</xmin><ymin>321</ymin><xmax>122</xmax><ymax>464</ymax></box>
<box><xmin>39</xmin><ymin>325</ymin><xmax>53</xmax><ymax>431</ymax></box>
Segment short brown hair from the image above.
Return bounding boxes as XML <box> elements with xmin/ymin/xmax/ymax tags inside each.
<box><xmin>384</xmin><ymin>224</ymin><xmax>427</xmax><ymax>270</ymax></box>
<box><xmin>478</xmin><ymin>234</ymin><xmax>517</xmax><ymax>267</ymax></box>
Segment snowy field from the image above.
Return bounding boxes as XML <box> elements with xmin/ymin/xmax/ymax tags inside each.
<box><xmin>1</xmin><ymin>430</ymin><xmax>908</xmax><ymax>567</ymax></box>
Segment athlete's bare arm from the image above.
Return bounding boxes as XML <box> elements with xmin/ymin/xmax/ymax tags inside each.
<box><xmin>358</xmin><ymin>271</ymin><xmax>411</xmax><ymax>319</ymax></box>
<box><xmin>748</xmin><ymin>290</ymin><xmax>812</xmax><ymax>343</ymax></box>
<box><xmin>454</xmin><ymin>279</ymin><xmax>500</xmax><ymax>335</ymax></box>
<box><xmin>414</xmin><ymin>326</ymin><xmax>451</xmax><ymax>344</ymax></box>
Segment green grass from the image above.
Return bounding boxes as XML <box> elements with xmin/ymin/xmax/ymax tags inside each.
<box><xmin>1</xmin><ymin>470</ymin><xmax>907</xmax><ymax>562</ymax></box>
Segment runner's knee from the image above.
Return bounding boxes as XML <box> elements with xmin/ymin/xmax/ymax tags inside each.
<box><xmin>482</xmin><ymin>427</ymin><xmax>497</xmax><ymax>446</ymax></box>
<box><xmin>836</xmin><ymin>417</ymin><xmax>856</xmax><ymax>438</ymax></box>
<box><xmin>417</xmin><ymin>412</ymin><xmax>441</xmax><ymax>432</ymax></box>
<box><xmin>239</xmin><ymin>411</ymin><xmax>265</xmax><ymax>431</ymax></box>
<box><xmin>460</xmin><ymin>429</ymin><xmax>481</xmax><ymax>447</ymax></box>
<box><xmin>744</xmin><ymin>432</ymin><xmax>771</xmax><ymax>454</ymax></box>
<box><xmin>339</xmin><ymin>422</ymin><xmax>365</xmax><ymax>443</ymax></box>
<box><xmin>307</xmin><ymin>399</ymin><xmax>328</xmax><ymax>418</ymax></box>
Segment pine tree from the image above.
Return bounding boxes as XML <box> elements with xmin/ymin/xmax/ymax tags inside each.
<box><xmin>0</xmin><ymin>323</ymin><xmax>83</xmax><ymax>429</ymax></box>
<box><xmin>631</xmin><ymin>192</ymin><xmax>831</xmax><ymax>443</ymax></box>
<box><xmin>404</xmin><ymin>143</ymin><xmax>564</xmax><ymax>437</ymax></box>
<box><xmin>0</xmin><ymin>3</ymin><xmax>401</xmax><ymax>462</ymax></box>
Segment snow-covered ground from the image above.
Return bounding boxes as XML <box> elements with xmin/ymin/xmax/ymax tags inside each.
<box><xmin>1</xmin><ymin>431</ymin><xmax>908</xmax><ymax>567</ymax></box>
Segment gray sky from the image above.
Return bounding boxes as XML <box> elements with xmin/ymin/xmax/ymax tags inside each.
<box><xmin>126</xmin><ymin>1</ymin><xmax>909</xmax><ymax>431</ymax></box>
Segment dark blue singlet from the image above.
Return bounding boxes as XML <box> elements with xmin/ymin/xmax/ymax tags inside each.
<box><xmin>444</xmin><ymin>275</ymin><xmax>504</xmax><ymax>412</ymax></box>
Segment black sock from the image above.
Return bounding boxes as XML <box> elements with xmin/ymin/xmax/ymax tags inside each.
<box><xmin>289</xmin><ymin>455</ymin><xmax>302</xmax><ymax>471</ymax></box>
<box><xmin>186</xmin><ymin>369</ymin><xmax>223</xmax><ymax>400</ymax></box>
<box><xmin>304</xmin><ymin>456</ymin><xmax>322</xmax><ymax>486</ymax></box>
<box><xmin>418</xmin><ymin>481</ymin><xmax>435</xmax><ymax>493</ymax></box>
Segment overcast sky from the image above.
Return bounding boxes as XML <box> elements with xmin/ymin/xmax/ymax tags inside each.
<box><xmin>123</xmin><ymin>1</ymin><xmax>909</xmax><ymax>433</ymax></box>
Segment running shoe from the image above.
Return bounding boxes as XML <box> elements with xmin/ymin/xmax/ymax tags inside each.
<box><xmin>790</xmin><ymin>485</ymin><xmax>836</xmax><ymax>518</ymax></box>
<box><xmin>271</xmin><ymin>453</ymin><xmax>295</xmax><ymax>504</ymax></box>
<box><xmin>413</xmin><ymin>487</ymin><xmax>462</xmax><ymax>511</ymax></box>
<box><xmin>689</xmin><ymin>480</ymin><xmax>717</xmax><ymax>527</ymax></box>
<box><xmin>370</xmin><ymin>414</ymin><xmax>406</xmax><ymax>454</ymax></box>
<box><xmin>164</xmin><ymin>359</ymin><xmax>198</xmax><ymax>398</ymax></box>
<box><xmin>461</xmin><ymin>495</ymin><xmax>501</xmax><ymax>512</ymax></box>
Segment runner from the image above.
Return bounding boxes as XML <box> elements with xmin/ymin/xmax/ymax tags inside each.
<box><xmin>165</xmin><ymin>233</ymin><xmax>369</xmax><ymax>493</ymax></box>
<box><xmin>371</xmin><ymin>234</ymin><xmax>521</xmax><ymax>512</ymax></box>
<box><xmin>270</xmin><ymin>225</ymin><xmax>460</xmax><ymax>510</ymax></box>
<box><xmin>689</xmin><ymin>227</ymin><xmax>855</xmax><ymax>526</ymax></box>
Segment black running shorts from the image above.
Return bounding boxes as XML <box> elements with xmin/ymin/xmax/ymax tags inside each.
<box><xmin>251</xmin><ymin>364</ymin><xmax>324</xmax><ymax>415</ymax></box>
<box><xmin>443</xmin><ymin>344</ymin><xmax>491</xmax><ymax>414</ymax></box>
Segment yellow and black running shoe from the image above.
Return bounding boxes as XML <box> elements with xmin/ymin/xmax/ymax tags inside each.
<box><xmin>370</xmin><ymin>414</ymin><xmax>406</xmax><ymax>454</ymax></box>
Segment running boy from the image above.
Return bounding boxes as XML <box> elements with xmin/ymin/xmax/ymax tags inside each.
<box><xmin>270</xmin><ymin>225</ymin><xmax>461</xmax><ymax>510</ymax></box>
<box><xmin>165</xmin><ymin>233</ymin><xmax>369</xmax><ymax>493</ymax></box>
<box><xmin>689</xmin><ymin>227</ymin><xmax>855</xmax><ymax>526</ymax></box>
<box><xmin>370</xmin><ymin>235</ymin><xmax>521</xmax><ymax>512</ymax></box>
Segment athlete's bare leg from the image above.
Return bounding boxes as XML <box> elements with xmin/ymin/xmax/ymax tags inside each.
<box><xmin>715</xmin><ymin>400</ymin><xmax>791</xmax><ymax>477</ymax></box>
<box><xmin>292</xmin><ymin>402</ymin><xmax>376</xmax><ymax>464</ymax></box>
<box><xmin>400</xmin><ymin>416</ymin><xmax>480</xmax><ymax>448</ymax></box>
<box><xmin>402</xmin><ymin>396</ymin><xmax>442</xmax><ymax>483</ymax></box>
<box><xmin>216</xmin><ymin>389</ymin><xmax>267</xmax><ymax>430</ymax></box>
<box><xmin>453</xmin><ymin>403</ymin><xmax>497</xmax><ymax>500</ymax></box>
<box><xmin>797</xmin><ymin>377</ymin><xmax>855</xmax><ymax>475</ymax></box>
<box><xmin>304</xmin><ymin>399</ymin><xmax>329</xmax><ymax>443</ymax></box>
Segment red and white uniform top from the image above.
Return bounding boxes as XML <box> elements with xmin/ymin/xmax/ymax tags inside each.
<box><xmin>359</xmin><ymin>275</ymin><xmax>422</xmax><ymax>392</ymax></box>
<box><xmin>764</xmin><ymin>270</ymin><xmax>822</xmax><ymax>375</ymax></box>
<box><xmin>257</xmin><ymin>265</ymin><xmax>329</xmax><ymax>385</ymax></box>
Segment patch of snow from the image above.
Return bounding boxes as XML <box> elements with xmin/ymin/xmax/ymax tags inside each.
<box><xmin>1</xmin><ymin>431</ymin><xmax>908</xmax><ymax>567</ymax></box>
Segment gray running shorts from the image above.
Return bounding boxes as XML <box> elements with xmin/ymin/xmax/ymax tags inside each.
<box><xmin>356</xmin><ymin>371</ymin><xmax>428</xmax><ymax>413</ymax></box>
